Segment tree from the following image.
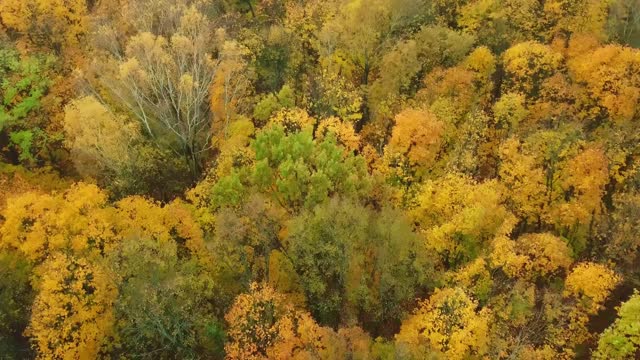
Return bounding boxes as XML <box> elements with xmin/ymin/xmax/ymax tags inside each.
<box><xmin>383</xmin><ymin>108</ymin><xmax>445</xmax><ymax>205</ymax></box>
<box><xmin>106</xmin><ymin>236</ymin><xmax>221</xmax><ymax>358</ymax></box>
<box><xmin>395</xmin><ymin>287</ymin><xmax>491</xmax><ymax>359</ymax></box>
<box><xmin>0</xmin><ymin>251</ymin><xmax>34</xmax><ymax>357</ymax></box>
<box><xmin>0</xmin><ymin>48</ymin><xmax>58</xmax><ymax>165</ymax></box>
<box><xmin>458</xmin><ymin>0</ymin><xmax>544</xmax><ymax>52</ymax></box>
<box><xmin>542</xmin><ymin>0</ymin><xmax>610</xmax><ymax>40</ymax></box>
<box><xmin>493</xmin><ymin>93</ymin><xmax>528</xmax><ymax>132</ymax></box>
<box><xmin>420</xmin><ymin>66</ymin><xmax>478</xmax><ymax>120</ymax></box>
<box><xmin>63</xmin><ymin>96</ymin><xmax>140</xmax><ymax>180</ymax></box>
<box><xmin>26</xmin><ymin>253</ymin><xmax>117</xmax><ymax>359</ymax></box>
<box><xmin>490</xmin><ymin>233</ymin><xmax>573</xmax><ymax>280</ymax></box>
<box><xmin>554</xmin><ymin>146</ymin><xmax>609</xmax><ymax>234</ymax></box>
<box><xmin>310</xmin><ymin>67</ymin><xmax>364</xmax><ymax>123</ymax></box>
<box><xmin>64</xmin><ymin>96</ymin><xmax>191</xmax><ymax>199</ymax></box>
<box><xmin>502</xmin><ymin>41</ymin><xmax>563</xmax><ymax>100</ymax></box>
<box><xmin>564</xmin><ymin>262</ymin><xmax>621</xmax><ymax>315</ymax></box>
<box><xmin>0</xmin><ymin>163</ymin><xmax>68</xmax><ymax>212</ymax></box>
<box><xmin>318</xmin><ymin>0</ymin><xmax>392</xmax><ymax>90</ymax></box>
<box><xmin>0</xmin><ymin>183</ymin><xmax>209</xmax><ymax>264</ymax></box>
<box><xmin>211</xmin><ymin>125</ymin><xmax>371</xmax><ymax>212</ymax></box>
<box><xmin>224</xmin><ymin>283</ymin><xmax>345</xmax><ymax>359</ymax></box>
<box><xmin>594</xmin><ymin>290</ymin><xmax>640</xmax><ymax>359</ymax></box>
<box><xmin>252</xmin><ymin>85</ymin><xmax>295</xmax><ymax>124</ymax></box>
<box><xmin>0</xmin><ymin>183</ymin><xmax>115</xmax><ymax>262</ymax></box>
<box><xmin>315</xmin><ymin>117</ymin><xmax>361</xmax><ymax>154</ymax></box>
<box><xmin>210</xmin><ymin>37</ymin><xmax>254</xmax><ymax>142</ymax></box>
<box><xmin>211</xmin><ymin>194</ymin><xmax>287</xmax><ymax>300</ymax></box>
<box><xmin>606</xmin><ymin>0</ymin><xmax>640</xmax><ymax>48</ymax></box>
<box><xmin>286</xmin><ymin>200</ymin><xmax>434</xmax><ymax>331</ymax></box>
<box><xmin>410</xmin><ymin>174</ymin><xmax>513</xmax><ymax>267</ymax></box>
<box><xmin>569</xmin><ymin>44</ymin><xmax>640</xmax><ymax>125</ymax></box>
<box><xmin>538</xmin><ymin>262</ymin><xmax>622</xmax><ymax>355</ymax></box>
<box><xmin>386</xmin><ymin>108</ymin><xmax>445</xmax><ymax>174</ymax></box>
<box><xmin>498</xmin><ymin>137</ymin><xmax>548</xmax><ymax>224</ymax></box>
<box><xmin>601</xmin><ymin>192</ymin><xmax>640</xmax><ymax>279</ymax></box>
<box><xmin>0</xmin><ymin>0</ymin><xmax>88</xmax><ymax>53</ymax></box>
<box><xmin>368</xmin><ymin>26</ymin><xmax>475</xmax><ymax>119</ymax></box>
<box><xmin>317</xmin><ymin>0</ymin><xmax>439</xmax><ymax>122</ymax></box>
<box><xmin>267</xmin><ymin>107</ymin><xmax>317</xmax><ymax>134</ymax></box>
<box><xmin>100</xmin><ymin>6</ymin><xmax>221</xmax><ymax>178</ymax></box>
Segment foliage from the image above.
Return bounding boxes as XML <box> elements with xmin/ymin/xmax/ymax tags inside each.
<box><xmin>224</xmin><ymin>283</ymin><xmax>344</xmax><ymax>359</ymax></box>
<box><xmin>595</xmin><ymin>290</ymin><xmax>640</xmax><ymax>359</ymax></box>
<box><xmin>395</xmin><ymin>287</ymin><xmax>491</xmax><ymax>359</ymax></box>
<box><xmin>0</xmin><ymin>0</ymin><xmax>88</xmax><ymax>53</ymax></box>
<box><xmin>27</xmin><ymin>253</ymin><xmax>116</xmax><ymax>359</ymax></box>
<box><xmin>212</xmin><ymin>125</ymin><xmax>370</xmax><ymax>212</ymax></box>
<box><xmin>2</xmin><ymin>0</ymin><xmax>640</xmax><ymax>358</ymax></box>
<box><xmin>0</xmin><ymin>251</ymin><xmax>33</xmax><ymax>357</ymax></box>
<box><xmin>0</xmin><ymin>48</ymin><xmax>57</xmax><ymax>165</ymax></box>
<box><xmin>286</xmin><ymin>199</ymin><xmax>435</xmax><ymax>331</ymax></box>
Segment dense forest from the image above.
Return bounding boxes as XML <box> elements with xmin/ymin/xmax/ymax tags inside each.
<box><xmin>1</xmin><ymin>0</ymin><xmax>640</xmax><ymax>358</ymax></box>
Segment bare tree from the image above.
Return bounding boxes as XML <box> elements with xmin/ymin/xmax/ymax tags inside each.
<box><xmin>93</xmin><ymin>5</ymin><xmax>220</xmax><ymax>178</ymax></box>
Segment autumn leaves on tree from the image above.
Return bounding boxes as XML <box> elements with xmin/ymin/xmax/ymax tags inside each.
<box><xmin>1</xmin><ymin>0</ymin><xmax>640</xmax><ymax>359</ymax></box>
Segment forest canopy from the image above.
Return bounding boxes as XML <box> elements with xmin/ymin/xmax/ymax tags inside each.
<box><xmin>1</xmin><ymin>0</ymin><xmax>640</xmax><ymax>359</ymax></box>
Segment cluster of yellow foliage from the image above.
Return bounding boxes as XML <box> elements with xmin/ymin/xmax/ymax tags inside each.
<box><xmin>224</xmin><ymin>284</ymin><xmax>361</xmax><ymax>359</ymax></box>
<box><xmin>27</xmin><ymin>253</ymin><xmax>117</xmax><ymax>359</ymax></box>
<box><xmin>396</xmin><ymin>287</ymin><xmax>491</xmax><ymax>358</ymax></box>
<box><xmin>0</xmin><ymin>183</ymin><xmax>209</xmax><ymax>358</ymax></box>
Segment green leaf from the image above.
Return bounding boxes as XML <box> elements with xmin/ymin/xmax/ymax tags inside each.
<box><xmin>9</xmin><ymin>130</ymin><xmax>34</xmax><ymax>162</ymax></box>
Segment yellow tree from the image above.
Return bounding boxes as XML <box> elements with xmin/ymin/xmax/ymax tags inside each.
<box><xmin>211</xmin><ymin>118</ymin><xmax>256</xmax><ymax>180</ymax></box>
<box><xmin>113</xmin><ymin>196</ymin><xmax>209</xmax><ymax>261</ymax></box>
<box><xmin>564</xmin><ymin>262</ymin><xmax>621</xmax><ymax>316</ymax></box>
<box><xmin>317</xmin><ymin>0</ymin><xmax>391</xmax><ymax>89</ymax></box>
<box><xmin>1</xmin><ymin>183</ymin><xmax>208</xmax><ymax>266</ymax></box>
<box><xmin>569</xmin><ymin>45</ymin><xmax>640</xmax><ymax>125</ymax></box>
<box><xmin>543</xmin><ymin>0</ymin><xmax>610</xmax><ymax>40</ymax></box>
<box><xmin>0</xmin><ymin>0</ymin><xmax>88</xmax><ymax>53</ymax></box>
<box><xmin>410</xmin><ymin>174</ymin><xmax>512</xmax><ymax>266</ymax></box>
<box><xmin>0</xmin><ymin>183</ymin><xmax>214</xmax><ymax>358</ymax></box>
<box><xmin>0</xmin><ymin>165</ymin><xmax>68</xmax><ymax>213</ymax></box>
<box><xmin>0</xmin><ymin>183</ymin><xmax>115</xmax><ymax>263</ymax></box>
<box><xmin>458</xmin><ymin>0</ymin><xmax>545</xmax><ymax>48</ymax></box>
<box><xmin>267</xmin><ymin>312</ymin><xmax>347</xmax><ymax>359</ymax></box>
<box><xmin>544</xmin><ymin>262</ymin><xmax>622</xmax><ymax>354</ymax></box>
<box><xmin>224</xmin><ymin>283</ymin><xmax>346</xmax><ymax>359</ymax></box>
<box><xmin>420</xmin><ymin>66</ymin><xmax>477</xmax><ymax>120</ymax></box>
<box><xmin>383</xmin><ymin>108</ymin><xmax>445</xmax><ymax>205</ymax></box>
<box><xmin>63</xmin><ymin>96</ymin><xmax>142</xmax><ymax>180</ymax></box>
<box><xmin>493</xmin><ymin>93</ymin><xmax>528</xmax><ymax>133</ymax></box>
<box><xmin>395</xmin><ymin>287</ymin><xmax>491</xmax><ymax>359</ymax></box>
<box><xmin>27</xmin><ymin>253</ymin><xmax>117</xmax><ymax>359</ymax></box>
<box><xmin>267</xmin><ymin>107</ymin><xmax>317</xmax><ymax>134</ymax></box>
<box><xmin>224</xmin><ymin>283</ymin><xmax>296</xmax><ymax>359</ymax></box>
<box><xmin>462</xmin><ymin>46</ymin><xmax>497</xmax><ymax>105</ymax></box>
<box><xmin>498</xmin><ymin>137</ymin><xmax>547</xmax><ymax>224</ymax></box>
<box><xmin>490</xmin><ymin>233</ymin><xmax>573</xmax><ymax>280</ymax></box>
<box><xmin>553</xmin><ymin>146</ymin><xmax>609</xmax><ymax>248</ymax></box>
<box><xmin>502</xmin><ymin>41</ymin><xmax>563</xmax><ymax>100</ymax></box>
<box><xmin>315</xmin><ymin>117</ymin><xmax>361</xmax><ymax>154</ymax></box>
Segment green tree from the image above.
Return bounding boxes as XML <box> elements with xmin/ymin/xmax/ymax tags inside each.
<box><xmin>287</xmin><ymin>200</ymin><xmax>435</xmax><ymax>333</ymax></box>
<box><xmin>0</xmin><ymin>251</ymin><xmax>34</xmax><ymax>357</ymax></box>
<box><xmin>595</xmin><ymin>290</ymin><xmax>640</xmax><ymax>359</ymax></box>
<box><xmin>107</xmin><ymin>237</ymin><xmax>222</xmax><ymax>359</ymax></box>
<box><xmin>0</xmin><ymin>48</ymin><xmax>58</xmax><ymax>165</ymax></box>
<box><xmin>212</xmin><ymin>125</ymin><xmax>371</xmax><ymax>212</ymax></box>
